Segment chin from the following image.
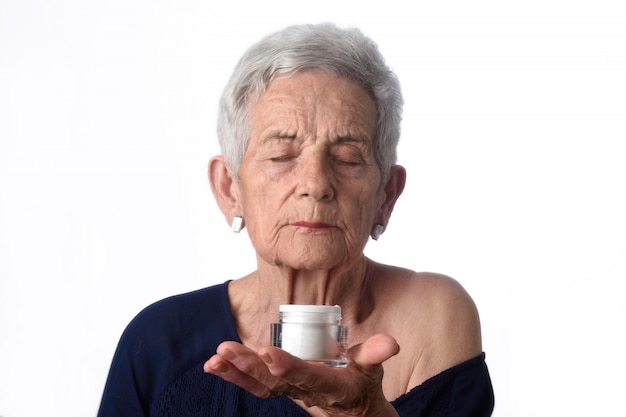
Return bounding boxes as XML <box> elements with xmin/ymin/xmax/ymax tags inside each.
<box><xmin>264</xmin><ymin>237</ymin><xmax>354</xmax><ymax>270</ymax></box>
<box><xmin>281</xmin><ymin>250</ymin><xmax>347</xmax><ymax>271</ymax></box>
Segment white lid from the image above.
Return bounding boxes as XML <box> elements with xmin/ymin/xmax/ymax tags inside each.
<box><xmin>279</xmin><ymin>304</ymin><xmax>341</xmax><ymax>314</ymax></box>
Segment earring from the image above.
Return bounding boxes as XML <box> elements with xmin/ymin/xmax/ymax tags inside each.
<box><xmin>371</xmin><ymin>224</ymin><xmax>384</xmax><ymax>241</ymax></box>
<box><xmin>231</xmin><ymin>216</ymin><xmax>244</xmax><ymax>233</ymax></box>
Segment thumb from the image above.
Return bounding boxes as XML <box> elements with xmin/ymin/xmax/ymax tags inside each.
<box><xmin>349</xmin><ymin>334</ymin><xmax>400</xmax><ymax>373</ymax></box>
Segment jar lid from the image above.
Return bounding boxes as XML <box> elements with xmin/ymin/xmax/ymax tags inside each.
<box><xmin>279</xmin><ymin>304</ymin><xmax>341</xmax><ymax>314</ymax></box>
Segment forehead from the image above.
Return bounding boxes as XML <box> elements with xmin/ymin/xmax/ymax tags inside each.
<box><xmin>249</xmin><ymin>71</ymin><xmax>377</xmax><ymax>138</ymax></box>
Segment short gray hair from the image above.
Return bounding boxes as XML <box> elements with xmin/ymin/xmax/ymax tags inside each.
<box><xmin>217</xmin><ymin>23</ymin><xmax>403</xmax><ymax>180</ymax></box>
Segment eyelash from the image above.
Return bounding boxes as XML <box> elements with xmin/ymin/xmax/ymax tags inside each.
<box><xmin>269</xmin><ymin>156</ymin><xmax>362</xmax><ymax>170</ymax></box>
<box><xmin>270</xmin><ymin>155</ymin><xmax>295</xmax><ymax>162</ymax></box>
<box><xmin>332</xmin><ymin>157</ymin><xmax>361</xmax><ymax>166</ymax></box>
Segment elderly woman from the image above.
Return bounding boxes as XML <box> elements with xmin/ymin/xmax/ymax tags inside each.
<box><xmin>98</xmin><ymin>23</ymin><xmax>494</xmax><ymax>417</ymax></box>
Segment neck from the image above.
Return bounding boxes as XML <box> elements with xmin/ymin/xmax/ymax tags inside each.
<box><xmin>228</xmin><ymin>256</ymin><xmax>376</xmax><ymax>348</ymax></box>
<box><xmin>257</xmin><ymin>255</ymin><xmax>369</xmax><ymax>306</ymax></box>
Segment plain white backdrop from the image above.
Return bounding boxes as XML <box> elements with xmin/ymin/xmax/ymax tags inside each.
<box><xmin>1</xmin><ymin>0</ymin><xmax>625</xmax><ymax>416</ymax></box>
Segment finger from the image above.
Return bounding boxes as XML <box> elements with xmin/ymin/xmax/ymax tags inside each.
<box><xmin>257</xmin><ymin>346</ymin><xmax>320</xmax><ymax>381</ymax></box>
<box><xmin>204</xmin><ymin>342</ymin><xmax>284</xmax><ymax>397</ymax></box>
<box><xmin>349</xmin><ymin>334</ymin><xmax>400</xmax><ymax>373</ymax></box>
<box><xmin>204</xmin><ymin>354</ymin><xmax>274</xmax><ymax>397</ymax></box>
<box><xmin>216</xmin><ymin>341</ymin><xmax>265</xmax><ymax>373</ymax></box>
<box><xmin>221</xmin><ymin>343</ymin><xmax>290</xmax><ymax>387</ymax></box>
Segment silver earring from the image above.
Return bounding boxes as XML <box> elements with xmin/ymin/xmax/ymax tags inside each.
<box><xmin>371</xmin><ymin>224</ymin><xmax>384</xmax><ymax>240</ymax></box>
<box><xmin>231</xmin><ymin>216</ymin><xmax>243</xmax><ymax>233</ymax></box>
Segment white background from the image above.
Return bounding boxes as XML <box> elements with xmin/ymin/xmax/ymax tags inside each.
<box><xmin>1</xmin><ymin>0</ymin><xmax>625</xmax><ymax>416</ymax></box>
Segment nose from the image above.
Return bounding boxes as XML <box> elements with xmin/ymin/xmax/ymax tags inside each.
<box><xmin>296</xmin><ymin>152</ymin><xmax>335</xmax><ymax>201</ymax></box>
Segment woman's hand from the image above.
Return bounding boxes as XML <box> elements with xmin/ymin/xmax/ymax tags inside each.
<box><xmin>203</xmin><ymin>333</ymin><xmax>401</xmax><ymax>417</ymax></box>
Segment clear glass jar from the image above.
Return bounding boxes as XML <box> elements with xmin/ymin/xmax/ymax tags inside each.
<box><xmin>270</xmin><ymin>304</ymin><xmax>348</xmax><ymax>367</ymax></box>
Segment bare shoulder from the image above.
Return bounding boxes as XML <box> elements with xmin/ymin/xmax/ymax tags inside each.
<box><xmin>368</xmin><ymin>261</ymin><xmax>483</xmax><ymax>386</ymax></box>
<box><xmin>370</xmin><ymin>262</ymin><xmax>479</xmax><ymax>319</ymax></box>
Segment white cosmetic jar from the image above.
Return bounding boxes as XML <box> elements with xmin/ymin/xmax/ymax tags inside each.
<box><xmin>270</xmin><ymin>304</ymin><xmax>348</xmax><ymax>367</ymax></box>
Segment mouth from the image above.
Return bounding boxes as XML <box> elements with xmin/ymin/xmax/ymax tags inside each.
<box><xmin>292</xmin><ymin>221</ymin><xmax>334</xmax><ymax>230</ymax></box>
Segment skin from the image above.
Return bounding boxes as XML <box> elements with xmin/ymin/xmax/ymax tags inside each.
<box><xmin>205</xmin><ymin>71</ymin><xmax>483</xmax><ymax>417</ymax></box>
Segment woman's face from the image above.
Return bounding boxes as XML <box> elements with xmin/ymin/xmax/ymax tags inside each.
<box><xmin>236</xmin><ymin>70</ymin><xmax>385</xmax><ymax>271</ymax></box>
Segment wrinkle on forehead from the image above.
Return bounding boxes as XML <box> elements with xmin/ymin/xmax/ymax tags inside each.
<box><xmin>250</xmin><ymin>71</ymin><xmax>377</xmax><ymax>148</ymax></box>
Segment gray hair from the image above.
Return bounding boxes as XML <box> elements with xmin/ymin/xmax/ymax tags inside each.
<box><xmin>217</xmin><ymin>23</ymin><xmax>403</xmax><ymax>181</ymax></box>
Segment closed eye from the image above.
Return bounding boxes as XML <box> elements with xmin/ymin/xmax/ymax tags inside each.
<box><xmin>332</xmin><ymin>157</ymin><xmax>362</xmax><ymax>166</ymax></box>
<box><xmin>270</xmin><ymin>155</ymin><xmax>296</xmax><ymax>162</ymax></box>
<box><xmin>331</xmin><ymin>142</ymin><xmax>366</xmax><ymax>166</ymax></box>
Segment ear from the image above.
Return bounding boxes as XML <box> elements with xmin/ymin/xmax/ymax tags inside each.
<box><xmin>375</xmin><ymin>165</ymin><xmax>406</xmax><ymax>229</ymax></box>
<box><xmin>208</xmin><ymin>156</ymin><xmax>242</xmax><ymax>228</ymax></box>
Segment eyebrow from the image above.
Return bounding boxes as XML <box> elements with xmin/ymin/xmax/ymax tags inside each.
<box><xmin>260</xmin><ymin>133</ymin><xmax>371</xmax><ymax>147</ymax></box>
<box><xmin>336</xmin><ymin>136</ymin><xmax>367</xmax><ymax>144</ymax></box>
<box><xmin>261</xmin><ymin>133</ymin><xmax>297</xmax><ymax>145</ymax></box>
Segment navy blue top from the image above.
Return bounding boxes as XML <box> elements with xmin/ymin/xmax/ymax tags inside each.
<box><xmin>98</xmin><ymin>282</ymin><xmax>494</xmax><ymax>416</ymax></box>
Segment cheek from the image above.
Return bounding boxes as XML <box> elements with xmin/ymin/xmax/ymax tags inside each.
<box><xmin>240</xmin><ymin>180</ymin><xmax>287</xmax><ymax>237</ymax></box>
<box><xmin>340</xmin><ymin>187</ymin><xmax>380</xmax><ymax>231</ymax></box>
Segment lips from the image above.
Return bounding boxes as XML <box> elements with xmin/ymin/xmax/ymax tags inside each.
<box><xmin>292</xmin><ymin>221</ymin><xmax>334</xmax><ymax>229</ymax></box>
